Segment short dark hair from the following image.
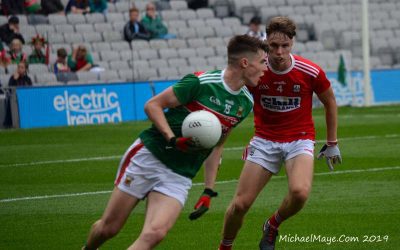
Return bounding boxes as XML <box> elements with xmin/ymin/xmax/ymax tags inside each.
<box><xmin>266</xmin><ymin>16</ymin><xmax>296</xmax><ymax>39</ymax></box>
<box><xmin>250</xmin><ymin>16</ymin><xmax>261</xmax><ymax>25</ymax></box>
<box><xmin>227</xmin><ymin>35</ymin><xmax>268</xmax><ymax>65</ymax></box>
<box><xmin>8</xmin><ymin>16</ymin><xmax>19</xmax><ymax>24</ymax></box>
<box><xmin>57</xmin><ymin>48</ymin><xmax>67</xmax><ymax>58</ymax></box>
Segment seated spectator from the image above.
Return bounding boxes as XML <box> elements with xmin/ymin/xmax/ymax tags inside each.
<box><xmin>53</xmin><ymin>48</ymin><xmax>71</xmax><ymax>73</ymax></box>
<box><xmin>1</xmin><ymin>0</ymin><xmax>25</xmax><ymax>15</ymax></box>
<box><xmin>0</xmin><ymin>43</ymin><xmax>8</xmax><ymax>69</ymax></box>
<box><xmin>141</xmin><ymin>2</ymin><xmax>176</xmax><ymax>39</ymax></box>
<box><xmin>89</xmin><ymin>0</ymin><xmax>107</xmax><ymax>14</ymax></box>
<box><xmin>7</xmin><ymin>38</ymin><xmax>27</xmax><ymax>64</ymax></box>
<box><xmin>9</xmin><ymin>61</ymin><xmax>32</xmax><ymax>86</ymax></box>
<box><xmin>28</xmin><ymin>34</ymin><xmax>48</xmax><ymax>64</ymax></box>
<box><xmin>24</xmin><ymin>0</ymin><xmax>41</xmax><ymax>14</ymax></box>
<box><xmin>67</xmin><ymin>45</ymin><xmax>93</xmax><ymax>72</ymax></box>
<box><xmin>124</xmin><ymin>7</ymin><xmax>150</xmax><ymax>42</ymax></box>
<box><xmin>41</xmin><ymin>0</ymin><xmax>64</xmax><ymax>15</ymax></box>
<box><xmin>65</xmin><ymin>0</ymin><xmax>90</xmax><ymax>14</ymax></box>
<box><xmin>0</xmin><ymin>16</ymin><xmax>25</xmax><ymax>46</ymax></box>
<box><xmin>246</xmin><ymin>16</ymin><xmax>266</xmax><ymax>41</ymax></box>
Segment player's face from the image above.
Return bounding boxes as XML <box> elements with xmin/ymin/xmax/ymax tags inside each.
<box><xmin>267</xmin><ymin>32</ymin><xmax>293</xmax><ymax>70</ymax></box>
<box><xmin>244</xmin><ymin>49</ymin><xmax>267</xmax><ymax>87</ymax></box>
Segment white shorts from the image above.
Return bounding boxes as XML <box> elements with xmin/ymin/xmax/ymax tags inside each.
<box><xmin>114</xmin><ymin>139</ymin><xmax>192</xmax><ymax>207</ymax></box>
<box><xmin>242</xmin><ymin>136</ymin><xmax>315</xmax><ymax>174</ymax></box>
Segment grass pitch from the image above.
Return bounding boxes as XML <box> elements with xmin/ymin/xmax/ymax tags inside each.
<box><xmin>1</xmin><ymin>105</ymin><xmax>399</xmax><ymax>250</ymax></box>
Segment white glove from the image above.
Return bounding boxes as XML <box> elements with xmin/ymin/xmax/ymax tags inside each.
<box><xmin>317</xmin><ymin>143</ymin><xmax>342</xmax><ymax>171</ymax></box>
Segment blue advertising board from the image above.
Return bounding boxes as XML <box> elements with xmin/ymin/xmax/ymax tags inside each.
<box><xmin>15</xmin><ymin>69</ymin><xmax>400</xmax><ymax>129</ymax></box>
<box><xmin>17</xmin><ymin>83</ymin><xmax>136</xmax><ymax>128</ymax></box>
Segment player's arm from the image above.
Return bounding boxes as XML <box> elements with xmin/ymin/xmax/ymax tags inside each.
<box><xmin>144</xmin><ymin>86</ymin><xmax>180</xmax><ymax>141</ymax></box>
<box><xmin>317</xmin><ymin>87</ymin><xmax>337</xmax><ymax>143</ymax></box>
<box><xmin>316</xmin><ymin>87</ymin><xmax>342</xmax><ymax>170</ymax></box>
<box><xmin>189</xmin><ymin>133</ymin><xmax>230</xmax><ymax>220</ymax></box>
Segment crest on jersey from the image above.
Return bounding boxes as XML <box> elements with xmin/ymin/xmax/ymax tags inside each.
<box><xmin>293</xmin><ymin>85</ymin><xmax>301</xmax><ymax>92</ymax></box>
<box><xmin>236</xmin><ymin>106</ymin><xmax>243</xmax><ymax>117</ymax></box>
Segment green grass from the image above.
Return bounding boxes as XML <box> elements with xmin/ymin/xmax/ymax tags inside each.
<box><xmin>1</xmin><ymin>105</ymin><xmax>400</xmax><ymax>249</ymax></box>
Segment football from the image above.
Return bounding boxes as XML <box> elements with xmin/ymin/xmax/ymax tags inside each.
<box><xmin>181</xmin><ymin>110</ymin><xmax>222</xmax><ymax>149</ymax></box>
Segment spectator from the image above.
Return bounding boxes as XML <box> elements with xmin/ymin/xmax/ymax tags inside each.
<box><xmin>1</xmin><ymin>0</ymin><xmax>25</xmax><ymax>15</ymax></box>
<box><xmin>123</xmin><ymin>7</ymin><xmax>150</xmax><ymax>42</ymax></box>
<box><xmin>24</xmin><ymin>0</ymin><xmax>41</xmax><ymax>14</ymax></box>
<box><xmin>141</xmin><ymin>2</ymin><xmax>175</xmax><ymax>39</ymax></box>
<box><xmin>65</xmin><ymin>0</ymin><xmax>90</xmax><ymax>14</ymax></box>
<box><xmin>246</xmin><ymin>16</ymin><xmax>266</xmax><ymax>41</ymax></box>
<box><xmin>8</xmin><ymin>38</ymin><xmax>27</xmax><ymax>64</ymax></box>
<box><xmin>28</xmin><ymin>34</ymin><xmax>48</xmax><ymax>64</ymax></box>
<box><xmin>54</xmin><ymin>48</ymin><xmax>71</xmax><ymax>73</ymax></box>
<box><xmin>0</xmin><ymin>43</ymin><xmax>8</xmax><ymax>69</ymax></box>
<box><xmin>89</xmin><ymin>0</ymin><xmax>107</xmax><ymax>14</ymax></box>
<box><xmin>9</xmin><ymin>61</ymin><xmax>32</xmax><ymax>86</ymax></box>
<box><xmin>67</xmin><ymin>45</ymin><xmax>93</xmax><ymax>72</ymax></box>
<box><xmin>0</xmin><ymin>16</ymin><xmax>25</xmax><ymax>46</ymax></box>
<box><xmin>41</xmin><ymin>0</ymin><xmax>64</xmax><ymax>15</ymax></box>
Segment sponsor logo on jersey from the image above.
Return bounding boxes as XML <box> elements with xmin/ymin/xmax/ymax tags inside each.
<box><xmin>53</xmin><ymin>89</ymin><xmax>122</xmax><ymax>125</ymax></box>
<box><xmin>293</xmin><ymin>85</ymin><xmax>301</xmax><ymax>92</ymax></box>
<box><xmin>260</xmin><ymin>95</ymin><xmax>301</xmax><ymax>112</ymax></box>
<box><xmin>226</xmin><ymin>99</ymin><xmax>234</xmax><ymax>106</ymax></box>
<box><xmin>273</xmin><ymin>81</ymin><xmax>287</xmax><ymax>85</ymax></box>
<box><xmin>209</xmin><ymin>96</ymin><xmax>221</xmax><ymax>106</ymax></box>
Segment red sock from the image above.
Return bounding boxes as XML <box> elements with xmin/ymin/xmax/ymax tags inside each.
<box><xmin>219</xmin><ymin>238</ymin><xmax>233</xmax><ymax>250</ymax></box>
<box><xmin>268</xmin><ymin>211</ymin><xmax>283</xmax><ymax>228</ymax></box>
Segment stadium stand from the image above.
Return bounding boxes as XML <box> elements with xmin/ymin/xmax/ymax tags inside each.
<box><xmin>1</xmin><ymin>0</ymin><xmax>400</xmax><ymax>86</ymax></box>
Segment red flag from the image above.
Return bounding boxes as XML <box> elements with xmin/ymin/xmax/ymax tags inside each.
<box><xmin>45</xmin><ymin>44</ymin><xmax>50</xmax><ymax>65</ymax></box>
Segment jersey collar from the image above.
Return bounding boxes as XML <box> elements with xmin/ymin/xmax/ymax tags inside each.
<box><xmin>267</xmin><ymin>54</ymin><xmax>295</xmax><ymax>75</ymax></box>
<box><xmin>221</xmin><ymin>69</ymin><xmax>241</xmax><ymax>95</ymax></box>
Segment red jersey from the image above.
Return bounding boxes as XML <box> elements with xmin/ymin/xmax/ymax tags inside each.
<box><xmin>249</xmin><ymin>54</ymin><xmax>331</xmax><ymax>142</ymax></box>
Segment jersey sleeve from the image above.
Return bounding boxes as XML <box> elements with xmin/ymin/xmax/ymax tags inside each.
<box><xmin>172</xmin><ymin>74</ymin><xmax>201</xmax><ymax>105</ymax></box>
<box><xmin>313</xmin><ymin>69</ymin><xmax>331</xmax><ymax>94</ymax></box>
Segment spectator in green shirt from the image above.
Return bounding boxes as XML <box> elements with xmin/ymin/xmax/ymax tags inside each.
<box><xmin>28</xmin><ymin>34</ymin><xmax>47</xmax><ymax>64</ymax></box>
<box><xmin>89</xmin><ymin>0</ymin><xmax>107</xmax><ymax>14</ymax></box>
<box><xmin>141</xmin><ymin>2</ymin><xmax>176</xmax><ymax>39</ymax></box>
<box><xmin>67</xmin><ymin>45</ymin><xmax>93</xmax><ymax>72</ymax></box>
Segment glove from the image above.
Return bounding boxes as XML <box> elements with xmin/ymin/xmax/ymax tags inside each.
<box><xmin>317</xmin><ymin>142</ymin><xmax>342</xmax><ymax>171</ymax></box>
<box><xmin>189</xmin><ymin>188</ymin><xmax>218</xmax><ymax>220</ymax></box>
<box><xmin>166</xmin><ymin>137</ymin><xmax>197</xmax><ymax>152</ymax></box>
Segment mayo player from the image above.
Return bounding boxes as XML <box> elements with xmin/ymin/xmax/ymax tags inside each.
<box><xmin>82</xmin><ymin>35</ymin><xmax>267</xmax><ymax>250</ymax></box>
<box><xmin>218</xmin><ymin>17</ymin><xmax>342</xmax><ymax>250</ymax></box>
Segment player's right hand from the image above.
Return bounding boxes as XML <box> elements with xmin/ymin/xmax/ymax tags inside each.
<box><xmin>317</xmin><ymin>143</ymin><xmax>342</xmax><ymax>171</ymax></box>
<box><xmin>189</xmin><ymin>188</ymin><xmax>218</xmax><ymax>220</ymax></box>
<box><xmin>166</xmin><ymin>136</ymin><xmax>198</xmax><ymax>152</ymax></box>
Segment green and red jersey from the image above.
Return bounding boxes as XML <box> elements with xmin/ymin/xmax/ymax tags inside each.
<box><xmin>139</xmin><ymin>70</ymin><xmax>254</xmax><ymax>179</ymax></box>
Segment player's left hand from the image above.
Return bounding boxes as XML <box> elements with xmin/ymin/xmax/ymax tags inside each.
<box><xmin>317</xmin><ymin>143</ymin><xmax>342</xmax><ymax>171</ymax></box>
<box><xmin>189</xmin><ymin>188</ymin><xmax>218</xmax><ymax>220</ymax></box>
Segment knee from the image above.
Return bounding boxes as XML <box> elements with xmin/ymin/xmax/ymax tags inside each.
<box><xmin>230</xmin><ymin>197</ymin><xmax>253</xmax><ymax>215</ymax></box>
<box><xmin>94</xmin><ymin>220</ymin><xmax>121</xmax><ymax>239</ymax></box>
<box><xmin>139</xmin><ymin>226</ymin><xmax>168</xmax><ymax>245</ymax></box>
<box><xmin>289</xmin><ymin>185</ymin><xmax>311</xmax><ymax>204</ymax></box>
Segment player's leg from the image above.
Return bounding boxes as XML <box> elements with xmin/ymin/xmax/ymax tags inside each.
<box><xmin>219</xmin><ymin>160</ymin><xmax>273</xmax><ymax>249</ymax></box>
<box><xmin>128</xmin><ymin>191</ymin><xmax>183</xmax><ymax>250</ymax></box>
<box><xmin>277</xmin><ymin>154</ymin><xmax>314</xmax><ymax>221</ymax></box>
<box><xmin>84</xmin><ymin>188</ymin><xmax>140</xmax><ymax>250</ymax></box>
<box><xmin>259</xmin><ymin>140</ymin><xmax>314</xmax><ymax>250</ymax></box>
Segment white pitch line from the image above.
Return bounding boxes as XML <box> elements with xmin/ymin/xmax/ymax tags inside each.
<box><xmin>1</xmin><ymin>166</ymin><xmax>399</xmax><ymax>204</ymax></box>
<box><xmin>1</xmin><ymin>134</ymin><xmax>398</xmax><ymax>168</ymax></box>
